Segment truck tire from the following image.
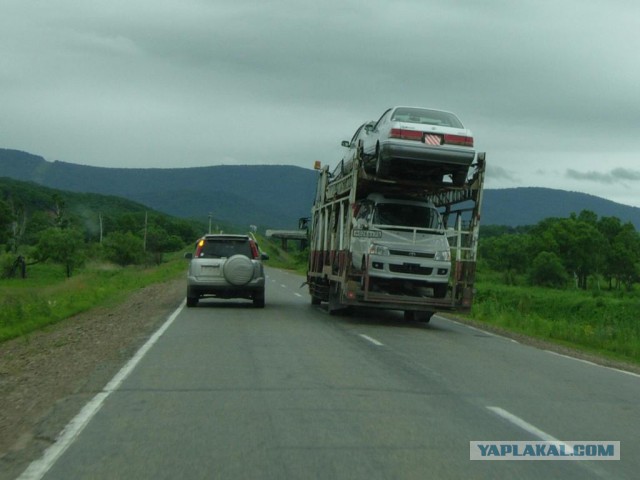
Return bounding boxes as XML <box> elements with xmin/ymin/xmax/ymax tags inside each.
<box><xmin>433</xmin><ymin>284</ymin><xmax>448</xmax><ymax>298</ymax></box>
<box><xmin>404</xmin><ymin>310</ymin><xmax>433</xmax><ymax>323</ymax></box>
<box><xmin>223</xmin><ymin>254</ymin><xmax>254</xmax><ymax>286</ymax></box>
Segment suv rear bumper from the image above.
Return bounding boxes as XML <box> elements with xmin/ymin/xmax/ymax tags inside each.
<box><xmin>187</xmin><ymin>276</ymin><xmax>265</xmax><ymax>299</ymax></box>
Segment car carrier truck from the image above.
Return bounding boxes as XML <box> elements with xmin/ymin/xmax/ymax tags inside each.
<box><xmin>306</xmin><ymin>148</ymin><xmax>486</xmax><ymax>322</ymax></box>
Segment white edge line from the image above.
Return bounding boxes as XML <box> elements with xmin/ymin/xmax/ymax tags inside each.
<box><xmin>545</xmin><ymin>350</ymin><xmax>640</xmax><ymax>378</ymax></box>
<box><xmin>447</xmin><ymin>319</ymin><xmax>509</xmax><ymax>341</ymax></box>
<box><xmin>18</xmin><ymin>300</ymin><xmax>186</xmax><ymax>480</ymax></box>
<box><xmin>487</xmin><ymin>407</ymin><xmax>615</xmax><ymax>477</ymax></box>
<box><xmin>293</xmin><ymin>293</ymin><xmax>302</xmax><ymax>298</ymax></box>
<box><xmin>359</xmin><ymin>334</ymin><xmax>384</xmax><ymax>346</ymax></box>
<box><xmin>486</xmin><ymin>406</ymin><xmax>568</xmax><ymax>446</ymax></box>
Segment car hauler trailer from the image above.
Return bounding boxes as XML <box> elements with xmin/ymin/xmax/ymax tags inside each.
<box><xmin>306</xmin><ymin>149</ymin><xmax>486</xmax><ymax>321</ymax></box>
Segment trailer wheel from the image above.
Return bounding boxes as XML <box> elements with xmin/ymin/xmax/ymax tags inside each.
<box><xmin>311</xmin><ymin>295</ymin><xmax>321</xmax><ymax>305</ymax></box>
<box><xmin>375</xmin><ymin>144</ymin><xmax>389</xmax><ymax>177</ymax></box>
<box><xmin>452</xmin><ymin>168</ymin><xmax>468</xmax><ymax>186</ymax></box>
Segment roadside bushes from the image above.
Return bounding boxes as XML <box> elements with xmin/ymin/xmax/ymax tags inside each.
<box><xmin>103</xmin><ymin>232</ymin><xmax>145</xmax><ymax>266</ymax></box>
<box><xmin>471</xmin><ymin>283</ymin><xmax>640</xmax><ymax>361</ymax></box>
<box><xmin>529</xmin><ymin>252</ymin><xmax>568</xmax><ymax>288</ymax></box>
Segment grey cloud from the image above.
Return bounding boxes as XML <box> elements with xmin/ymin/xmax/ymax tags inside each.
<box><xmin>566</xmin><ymin>168</ymin><xmax>640</xmax><ymax>184</ymax></box>
<box><xmin>488</xmin><ymin>165</ymin><xmax>518</xmax><ymax>182</ymax></box>
<box><xmin>2</xmin><ymin>0</ymin><xmax>640</xmax><ymax>211</ymax></box>
<box><xmin>611</xmin><ymin>168</ymin><xmax>640</xmax><ymax>181</ymax></box>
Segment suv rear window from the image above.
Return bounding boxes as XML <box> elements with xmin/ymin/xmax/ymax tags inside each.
<box><xmin>199</xmin><ymin>238</ymin><xmax>252</xmax><ymax>258</ymax></box>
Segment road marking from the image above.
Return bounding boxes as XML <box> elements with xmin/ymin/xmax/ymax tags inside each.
<box><xmin>545</xmin><ymin>350</ymin><xmax>640</xmax><ymax>378</ymax></box>
<box><xmin>18</xmin><ymin>301</ymin><xmax>186</xmax><ymax>480</ymax></box>
<box><xmin>447</xmin><ymin>319</ymin><xmax>519</xmax><ymax>343</ymax></box>
<box><xmin>487</xmin><ymin>406</ymin><xmax>567</xmax><ymax>444</ymax></box>
<box><xmin>293</xmin><ymin>293</ymin><xmax>302</xmax><ymax>298</ymax></box>
<box><xmin>280</xmin><ymin>284</ymin><xmax>287</xmax><ymax>288</ymax></box>
<box><xmin>486</xmin><ymin>406</ymin><xmax>611</xmax><ymax>477</ymax></box>
<box><xmin>359</xmin><ymin>334</ymin><xmax>384</xmax><ymax>346</ymax></box>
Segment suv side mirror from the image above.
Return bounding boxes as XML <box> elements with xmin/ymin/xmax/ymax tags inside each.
<box><xmin>341</xmin><ymin>140</ymin><xmax>350</xmax><ymax>147</ymax></box>
<box><xmin>184</xmin><ymin>252</ymin><xmax>193</xmax><ymax>260</ymax></box>
<box><xmin>261</xmin><ymin>252</ymin><xmax>270</xmax><ymax>261</ymax></box>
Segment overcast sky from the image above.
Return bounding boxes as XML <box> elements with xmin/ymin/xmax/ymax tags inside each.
<box><xmin>2</xmin><ymin>0</ymin><xmax>639</xmax><ymax>207</ymax></box>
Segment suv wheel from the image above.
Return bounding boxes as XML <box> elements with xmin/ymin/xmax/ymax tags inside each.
<box><xmin>186</xmin><ymin>293</ymin><xmax>198</xmax><ymax>308</ymax></box>
<box><xmin>253</xmin><ymin>288</ymin><xmax>265</xmax><ymax>308</ymax></box>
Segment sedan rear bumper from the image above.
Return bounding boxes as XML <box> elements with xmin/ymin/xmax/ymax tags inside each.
<box><xmin>379</xmin><ymin>140</ymin><xmax>475</xmax><ymax>167</ymax></box>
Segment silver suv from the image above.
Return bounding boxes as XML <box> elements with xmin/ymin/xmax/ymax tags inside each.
<box><xmin>185</xmin><ymin>234</ymin><xmax>267</xmax><ymax>308</ymax></box>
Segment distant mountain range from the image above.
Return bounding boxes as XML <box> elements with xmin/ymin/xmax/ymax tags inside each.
<box><xmin>2</xmin><ymin>148</ymin><xmax>640</xmax><ymax>230</ymax></box>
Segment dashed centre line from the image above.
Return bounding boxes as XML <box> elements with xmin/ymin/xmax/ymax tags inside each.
<box><xmin>359</xmin><ymin>334</ymin><xmax>384</xmax><ymax>346</ymax></box>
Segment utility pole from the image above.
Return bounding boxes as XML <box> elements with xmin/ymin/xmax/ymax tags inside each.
<box><xmin>143</xmin><ymin>211</ymin><xmax>148</xmax><ymax>251</ymax></box>
<box><xmin>208</xmin><ymin>212</ymin><xmax>212</xmax><ymax>234</ymax></box>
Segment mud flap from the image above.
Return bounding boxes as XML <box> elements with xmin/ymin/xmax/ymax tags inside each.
<box><xmin>328</xmin><ymin>281</ymin><xmax>349</xmax><ymax>315</ymax></box>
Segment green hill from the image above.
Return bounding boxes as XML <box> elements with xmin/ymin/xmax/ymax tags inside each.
<box><xmin>3</xmin><ymin>147</ymin><xmax>640</xmax><ymax>229</ymax></box>
<box><xmin>0</xmin><ymin>176</ymin><xmax>205</xmax><ymax>245</ymax></box>
<box><xmin>0</xmin><ymin>148</ymin><xmax>317</xmax><ymax>229</ymax></box>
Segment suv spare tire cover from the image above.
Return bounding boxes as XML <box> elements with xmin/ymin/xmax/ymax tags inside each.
<box><xmin>222</xmin><ymin>254</ymin><xmax>254</xmax><ymax>286</ymax></box>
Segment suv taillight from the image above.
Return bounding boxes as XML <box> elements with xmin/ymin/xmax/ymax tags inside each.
<box><xmin>249</xmin><ymin>240</ymin><xmax>260</xmax><ymax>259</ymax></box>
<box><xmin>194</xmin><ymin>239</ymin><xmax>205</xmax><ymax>257</ymax></box>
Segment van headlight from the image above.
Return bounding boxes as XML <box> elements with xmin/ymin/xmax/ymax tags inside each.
<box><xmin>434</xmin><ymin>250</ymin><xmax>451</xmax><ymax>262</ymax></box>
<box><xmin>369</xmin><ymin>244</ymin><xmax>390</xmax><ymax>256</ymax></box>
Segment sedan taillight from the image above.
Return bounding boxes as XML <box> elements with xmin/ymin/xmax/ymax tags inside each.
<box><xmin>390</xmin><ymin>128</ymin><xmax>423</xmax><ymax>141</ymax></box>
<box><xmin>443</xmin><ymin>134</ymin><xmax>474</xmax><ymax>147</ymax></box>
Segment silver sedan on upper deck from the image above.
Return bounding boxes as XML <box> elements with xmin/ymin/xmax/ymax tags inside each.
<box><xmin>355</xmin><ymin>106</ymin><xmax>476</xmax><ymax>185</ymax></box>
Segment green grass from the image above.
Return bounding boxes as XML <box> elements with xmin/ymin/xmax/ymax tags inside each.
<box><xmin>256</xmin><ymin>234</ymin><xmax>308</xmax><ymax>275</ymax></box>
<box><xmin>0</xmin><ymin>253</ymin><xmax>187</xmax><ymax>342</ymax></box>
<box><xmin>5</xmin><ymin>243</ymin><xmax>639</xmax><ymax>367</ymax></box>
<box><xmin>469</xmin><ymin>279</ymin><xmax>640</xmax><ymax>364</ymax></box>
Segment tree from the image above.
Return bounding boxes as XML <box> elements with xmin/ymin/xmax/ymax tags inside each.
<box><xmin>0</xmin><ymin>198</ymin><xmax>13</xmax><ymax>246</ymax></box>
<box><xmin>534</xmin><ymin>217</ymin><xmax>606</xmax><ymax>289</ymax></box>
<box><xmin>609</xmin><ymin>224</ymin><xmax>640</xmax><ymax>290</ymax></box>
<box><xmin>35</xmin><ymin>227</ymin><xmax>86</xmax><ymax>277</ymax></box>
<box><xmin>103</xmin><ymin>232</ymin><xmax>144</xmax><ymax>266</ymax></box>
<box><xmin>529</xmin><ymin>251</ymin><xmax>568</xmax><ymax>288</ymax></box>
<box><xmin>479</xmin><ymin>233</ymin><xmax>532</xmax><ymax>277</ymax></box>
<box><xmin>145</xmin><ymin>226</ymin><xmax>184</xmax><ymax>265</ymax></box>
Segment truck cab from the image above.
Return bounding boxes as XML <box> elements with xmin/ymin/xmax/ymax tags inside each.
<box><xmin>351</xmin><ymin>193</ymin><xmax>451</xmax><ymax>298</ymax></box>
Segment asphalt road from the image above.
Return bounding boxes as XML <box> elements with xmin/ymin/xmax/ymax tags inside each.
<box><xmin>19</xmin><ymin>268</ymin><xmax>640</xmax><ymax>479</ymax></box>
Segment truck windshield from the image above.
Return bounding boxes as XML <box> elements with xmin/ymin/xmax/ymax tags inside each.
<box><xmin>373</xmin><ymin>204</ymin><xmax>441</xmax><ymax>229</ymax></box>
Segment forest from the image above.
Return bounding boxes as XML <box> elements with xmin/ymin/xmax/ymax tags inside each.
<box><xmin>0</xmin><ymin>177</ymin><xmax>203</xmax><ymax>278</ymax></box>
<box><xmin>479</xmin><ymin>210</ymin><xmax>640</xmax><ymax>291</ymax></box>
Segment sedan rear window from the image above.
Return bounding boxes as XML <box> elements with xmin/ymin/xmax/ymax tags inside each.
<box><xmin>391</xmin><ymin>107</ymin><xmax>464</xmax><ymax>128</ymax></box>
